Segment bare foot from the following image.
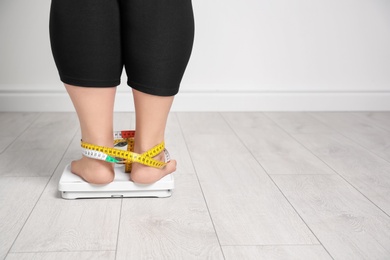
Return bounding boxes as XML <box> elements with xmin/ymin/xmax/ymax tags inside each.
<box><xmin>70</xmin><ymin>156</ymin><xmax>115</xmax><ymax>184</ymax></box>
<box><xmin>130</xmin><ymin>152</ymin><xmax>177</xmax><ymax>184</ymax></box>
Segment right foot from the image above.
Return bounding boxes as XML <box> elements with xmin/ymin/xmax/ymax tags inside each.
<box><xmin>130</xmin><ymin>151</ymin><xmax>177</xmax><ymax>184</ymax></box>
<box><xmin>70</xmin><ymin>156</ymin><xmax>115</xmax><ymax>184</ymax></box>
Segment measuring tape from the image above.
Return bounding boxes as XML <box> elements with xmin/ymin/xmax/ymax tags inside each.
<box><xmin>81</xmin><ymin>130</ymin><xmax>169</xmax><ymax>171</ymax></box>
<box><xmin>113</xmin><ymin>130</ymin><xmax>135</xmax><ymax>147</ymax></box>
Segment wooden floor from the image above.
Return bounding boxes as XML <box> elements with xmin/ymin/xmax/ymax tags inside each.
<box><xmin>1</xmin><ymin>112</ymin><xmax>390</xmax><ymax>260</ymax></box>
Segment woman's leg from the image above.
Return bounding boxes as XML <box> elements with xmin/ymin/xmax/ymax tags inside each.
<box><xmin>130</xmin><ymin>89</ymin><xmax>177</xmax><ymax>184</ymax></box>
<box><xmin>119</xmin><ymin>0</ymin><xmax>194</xmax><ymax>183</ymax></box>
<box><xmin>65</xmin><ymin>84</ymin><xmax>116</xmax><ymax>184</ymax></box>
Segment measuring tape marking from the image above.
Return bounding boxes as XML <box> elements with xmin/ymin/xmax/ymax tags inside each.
<box><xmin>81</xmin><ymin>148</ymin><xmax>120</xmax><ymax>163</ymax></box>
<box><xmin>114</xmin><ymin>130</ymin><xmax>135</xmax><ymax>139</ymax></box>
<box><xmin>82</xmin><ymin>130</ymin><xmax>168</xmax><ymax>171</ymax></box>
<box><xmin>81</xmin><ymin>140</ymin><xmax>167</xmax><ymax>168</ymax></box>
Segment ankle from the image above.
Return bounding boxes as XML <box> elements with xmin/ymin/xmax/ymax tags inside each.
<box><xmin>134</xmin><ymin>140</ymin><xmax>164</xmax><ymax>154</ymax></box>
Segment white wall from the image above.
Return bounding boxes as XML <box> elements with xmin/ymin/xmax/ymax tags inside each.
<box><xmin>1</xmin><ymin>0</ymin><xmax>390</xmax><ymax>111</ymax></box>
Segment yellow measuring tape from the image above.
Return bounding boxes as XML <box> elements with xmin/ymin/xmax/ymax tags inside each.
<box><xmin>81</xmin><ymin>130</ymin><xmax>169</xmax><ymax>172</ymax></box>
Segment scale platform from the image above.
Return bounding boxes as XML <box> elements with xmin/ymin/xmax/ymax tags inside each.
<box><xmin>58</xmin><ymin>164</ymin><xmax>174</xmax><ymax>199</ymax></box>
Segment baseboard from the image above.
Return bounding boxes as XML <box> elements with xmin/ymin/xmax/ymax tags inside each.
<box><xmin>1</xmin><ymin>89</ymin><xmax>390</xmax><ymax>111</ymax></box>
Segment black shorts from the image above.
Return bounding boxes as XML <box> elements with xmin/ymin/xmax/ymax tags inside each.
<box><xmin>49</xmin><ymin>0</ymin><xmax>195</xmax><ymax>96</ymax></box>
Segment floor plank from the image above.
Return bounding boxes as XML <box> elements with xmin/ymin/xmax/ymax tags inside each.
<box><xmin>310</xmin><ymin>112</ymin><xmax>390</xmax><ymax>162</ymax></box>
<box><xmin>9</xmin><ymin>134</ymin><xmax>122</xmax><ymax>252</ymax></box>
<box><xmin>177</xmin><ymin>112</ymin><xmax>318</xmax><ymax>245</ymax></box>
<box><xmin>222</xmin><ymin>245</ymin><xmax>332</xmax><ymax>260</ymax></box>
<box><xmin>264</xmin><ymin>112</ymin><xmax>335</xmax><ymax>135</ymax></box>
<box><xmin>0</xmin><ymin>113</ymin><xmax>78</xmax><ymax>177</ymax></box>
<box><xmin>222</xmin><ymin>112</ymin><xmax>335</xmax><ymax>175</ymax></box>
<box><xmin>353</xmin><ymin>112</ymin><xmax>390</xmax><ymax>132</ymax></box>
<box><xmin>0</xmin><ymin>177</ymin><xmax>48</xmax><ymax>260</ymax></box>
<box><xmin>0</xmin><ymin>112</ymin><xmax>40</xmax><ymax>153</ymax></box>
<box><xmin>116</xmin><ymin>173</ymin><xmax>224</xmax><ymax>259</ymax></box>
<box><xmin>6</xmin><ymin>251</ymin><xmax>115</xmax><ymax>260</ymax></box>
<box><xmin>271</xmin><ymin>174</ymin><xmax>390</xmax><ymax>260</ymax></box>
<box><xmin>265</xmin><ymin>112</ymin><xmax>390</xmax><ymax>215</ymax></box>
<box><xmin>293</xmin><ymin>132</ymin><xmax>390</xmax><ymax>216</ymax></box>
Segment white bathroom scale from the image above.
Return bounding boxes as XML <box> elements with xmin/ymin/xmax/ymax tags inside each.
<box><xmin>58</xmin><ymin>164</ymin><xmax>174</xmax><ymax>199</ymax></box>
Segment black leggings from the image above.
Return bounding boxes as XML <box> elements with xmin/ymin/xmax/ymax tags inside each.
<box><xmin>49</xmin><ymin>0</ymin><xmax>195</xmax><ymax>96</ymax></box>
